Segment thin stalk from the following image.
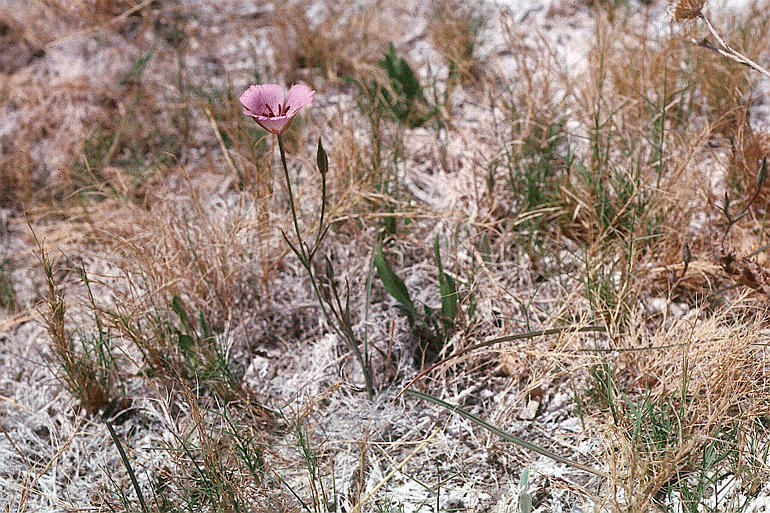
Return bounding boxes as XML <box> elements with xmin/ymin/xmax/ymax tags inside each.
<box><xmin>406</xmin><ymin>389</ymin><xmax>609</xmax><ymax>479</ymax></box>
<box><xmin>362</xmin><ymin>235</ymin><xmax>379</xmax><ymax>373</ymax></box>
<box><xmin>697</xmin><ymin>14</ymin><xmax>770</xmax><ymax>79</ymax></box>
<box><xmin>105</xmin><ymin>419</ymin><xmax>148</xmax><ymax>513</ymax></box>
<box><xmin>304</xmin><ymin>268</ymin><xmax>375</xmax><ymax>396</ymax></box>
<box><xmin>309</xmin><ymin>166</ymin><xmax>327</xmax><ymax>260</ymax></box>
<box><xmin>278</xmin><ymin>135</ymin><xmax>308</xmax><ymax>258</ymax></box>
<box><xmin>395</xmin><ymin>325</ymin><xmax>606</xmax><ymax>400</ymax></box>
<box><xmin>275</xmin><ymin>135</ymin><xmax>375</xmax><ymax>396</ymax></box>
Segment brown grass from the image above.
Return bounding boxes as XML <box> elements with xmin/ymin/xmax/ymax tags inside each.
<box><xmin>605</xmin><ymin>300</ymin><xmax>770</xmax><ymax>511</ymax></box>
<box><xmin>427</xmin><ymin>0</ymin><xmax>486</xmax><ymax>83</ymax></box>
<box><xmin>93</xmin><ymin>175</ymin><xmax>274</xmax><ymax>329</ymax></box>
<box><xmin>269</xmin><ymin>0</ymin><xmax>400</xmax><ymax>86</ymax></box>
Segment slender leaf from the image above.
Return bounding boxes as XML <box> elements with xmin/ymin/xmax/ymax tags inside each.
<box><xmin>199</xmin><ymin>311</ymin><xmax>212</xmax><ymax>340</ymax></box>
<box><xmin>406</xmin><ymin>389</ymin><xmax>609</xmax><ymax>479</ymax></box>
<box><xmin>519</xmin><ymin>467</ymin><xmax>533</xmax><ymax>513</ymax></box>
<box><xmin>171</xmin><ymin>295</ymin><xmax>191</xmax><ymax>332</ymax></box>
<box><xmin>375</xmin><ymin>244</ymin><xmax>416</xmax><ymax>319</ymax></box>
<box><xmin>105</xmin><ymin>419</ymin><xmax>148</xmax><ymax>513</ymax></box>
<box><xmin>757</xmin><ymin>156</ymin><xmax>767</xmax><ymax>188</ymax></box>
<box><xmin>176</xmin><ymin>330</ymin><xmax>194</xmax><ymax>354</ymax></box>
<box><xmin>433</xmin><ymin>236</ymin><xmax>458</xmax><ymax>322</ymax></box>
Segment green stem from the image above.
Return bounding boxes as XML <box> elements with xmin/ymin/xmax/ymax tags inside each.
<box><xmin>362</xmin><ymin>236</ymin><xmax>379</xmax><ymax>374</ymax></box>
<box><xmin>306</xmin><ymin>268</ymin><xmax>376</xmax><ymax>396</ymax></box>
<box><xmin>309</xmin><ymin>167</ymin><xmax>327</xmax><ymax>260</ymax></box>
<box><xmin>278</xmin><ymin>135</ymin><xmax>307</xmax><ymax>259</ymax></box>
<box><xmin>276</xmin><ymin>134</ymin><xmax>375</xmax><ymax>397</ymax></box>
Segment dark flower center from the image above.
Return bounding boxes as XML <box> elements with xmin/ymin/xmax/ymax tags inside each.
<box><xmin>261</xmin><ymin>102</ymin><xmax>291</xmax><ymax>117</ymax></box>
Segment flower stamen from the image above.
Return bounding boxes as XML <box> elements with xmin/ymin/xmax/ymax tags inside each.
<box><xmin>262</xmin><ymin>103</ymin><xmax>276</xmax><ymax>117</ymax></box>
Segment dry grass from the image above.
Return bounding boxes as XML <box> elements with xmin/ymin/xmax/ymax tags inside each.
<box><xmin>269</xmin><ymin>0</ymin><xmax>401</xmax><ymax>85</ymax></box>
<box><xmin>4</xmin><ymin>0</ymin><xmax>770</xmax><ymax>511</ymax></box>
<box><xmin>427</xmin><ymin>0</ymin><xmax>487</xmax><ymax>84</ymax></box>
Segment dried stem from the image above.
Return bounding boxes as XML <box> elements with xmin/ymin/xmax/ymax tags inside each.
<box><xmin>693</xmin><ymin>14</ymin><xmax>770</xmax><ymax>79</ymax></box>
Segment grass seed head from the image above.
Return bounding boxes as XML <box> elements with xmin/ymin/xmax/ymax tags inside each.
<box><xmin>672</xmin><ymin>0</ymin><xmax>706</xmax><ymax>22</ymax></box>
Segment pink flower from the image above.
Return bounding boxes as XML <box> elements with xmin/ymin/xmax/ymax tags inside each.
<box><xmin>239</xmin><ymin>83</ymin><xmax>315</xmax><ymax>135</ymax></box>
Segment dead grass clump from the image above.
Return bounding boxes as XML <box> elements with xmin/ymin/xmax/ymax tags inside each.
<box><xmin>0</xmin><ymin>149</ymin><xmax>35</xmax><ymax>211</ymax></box>
<box><xmin>2</xmin><ymin>77</ymin><xmax>171</xmax><ymax>214</ymax></box>
<box><xmin>37</xmin><ymin>178</ymin><xmax>278</xmax><ymax>403</ymax></box>
<box><xmin>542</xmin><ymin>7</ymin><xmax>752</xmax><ymax>312</ymax></box>
<box><xmin>60</xmin><ymin>83</ymin><xmax>185</xmax><ymax>204</ymax></box>
<box><xmin>0</xmin><ymin>2</ymin><xmax>63</xmax><ymax>48</ymax></box>
<box><xmin>269</xmin><ymin>0</ymin><xmax>397</xmax><ymax>85</ymax></box>
<box><xmin>316</xmin><ymin>106</ymin><xmax>393</xmax><ymax>241</ymax></box>
<box><xmin>38</xmin><ymin>245</ymin><xmax>126</xmax><ymax>416</ymax></box>
<box><xmin>672</xmin><ymin>0</ymin><xmax>706</xmax><ymax>23</ymax></box>
<box><xmin>1</xmin><ymin>4</ymin><xmax>175</xmax><ymax>212</ymax></box>
<box><xmin>555</xmin><ymin>20</ymin><xmax>663</xmax><ymax>247</ymax></box>
<box><xmin>12</xmin><ymin>0</ymin><xmax>770</xmax><ymax>510</ymax></box>
<box><xmin>205</xmin><ymin>91</ymin><xmax>275</xmax><ymax>202</ymax></box>
<box><xmin>96</xmin><ymin>382</ymin><xmax>275</xmax><ymax>511</ymax></box>
<box><xmin>489</xmin><ymin>17</ymin><xmax>572</xmax><ymax>239</ymax></box>
<box><xmin>729</xmin><ymin>122</ymin><xmax>770</xmax><ymax>203</ymax></box>
<box><xmin>1</xmin><ymin>0</ymin><xmax>149</xmax><ymax>49</ymax></box>
<box><xmin>695</xmin><ymin>60</ymin><xmax>755</xmax><ymax>139</ymax></box>
<box><xmin>94</xmin><ymin>181</ymin><xmax>274</xmax><ymax>332</ymax></box>
<box><xmin>604</xmin><ymin>18</ymin><xmax>696</xmax><ymax>134</ymax></box>
<box><xmin>1</xmin><ymin>80</ymin><xmax>109</xmax><ymax>199</ymax></box>
<box><xmin>688</xmin><ymin>5</ymin><xmax>770</xmax><ymax>136</ymax></box>
<box><xmin>0</xmin><ymin>19</ymin><xmax>45</xmax><ymax>75</ymax></box>
<box><xmin>427</xmin><ymin>0</ymin><xmax>487</xmax><ymax>84</ymax></box>
<box><xmin>87</xmin><ymin>0</ymin><xmax>141</xmax><ymax>19</ymax></box>
<box><xmin>597</xmin><ymin>301</ymin><xmax>770</xmax><ymax>511</ymax></box>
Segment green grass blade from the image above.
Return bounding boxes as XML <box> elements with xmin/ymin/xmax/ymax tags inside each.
<box><xmin>104</xmin><ymin>419</ymin><xmax>148</xmax><ymax>513</ymax></box>
<box><xmin>405</xmin><ymin>389</ymin><xmax>609</xmax><ymax>480</ymax></box>
<box><xmin>434</xmin><ymin>236</ymin><xmax>458</xmax><ymax>322</ymax></box>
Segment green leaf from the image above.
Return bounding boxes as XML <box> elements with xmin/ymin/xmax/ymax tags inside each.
<box><xmin>519</xmin><ymin>467</ymin><xmax>532</xmax><ymax>513</ymax></box>
<box><xmin>440</xmin><ymin>273</ymin><xmax>458</xmax><ymax>322</ymax></box>
<box><xmin>375</xmin><ymin>244</ymin><xmax>416</xmax><ymax>319</ymax></box>
<box><xmin>384</xmin><ymin>204</ymin><xmax>397</xmax><ymax>235</ymax></box>
<box><xmin>171</xmin><ymin>295</ymin><xmax>191</xmax><ymax>332</ymax></box>
<box><xmin>383</xmin><ymin>42</ymin><xmax>420</xmax><ymax>101</ymax></box>
<box><xmin>176</xmin><ymin>329</ymin><xmax>195</xmax><ymax>353</ymax></box>
<box><xmin>433</xmin><ymin>235</ymin><xmax>444</xmax><ymax>275</ymax></box>
<box><xmin>378</xmin><ymin>42</ymin><xmax>431</xmax><ymax>127</ymax></box>
<box><xmin>434</xmin><ymin>236</ymin><xmax>458</xmax><ymax>322</ymax></box>
<box><xmin>405</xmin><ymin>389</ymin><xmax>609</xmax><ymax>479</ymax></box>
<box><xmin>120</xmin><ymin>50</ymin><xmax>154</xmax><ymax>86</ymax></box>
<box><xmin>519</xmin><ymin>467</ymin><xmax>530</xmax><ymax>489</ymax></box>
<box><xmin>519</xmin><ymin>487</ymin><xmax>533</xmax><ymax>513</ymax></box>
<box><xmin>199</xmin><ymin>311</ymin><xmax>212</xmax><ymax>341</ymax></box>
<box><xmin>478</xmin><ymin>233</ymin><xmax>493</xmax><ymax>263</ymax></box>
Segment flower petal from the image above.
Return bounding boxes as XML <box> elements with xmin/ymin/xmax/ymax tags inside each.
<box><xmin>243</xmin><ymin>112</ymin><xmax>296</xmax><ymax>134</ymax></box>
<box><xmin>284</xmin><ymin>84</ymin><xmax>315</xmax><ymax>116</ymax></box>
<box><xmin>239</xmin><ymin>84</ymin><xmax>284</xmax><ymax>115</ymax></box>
